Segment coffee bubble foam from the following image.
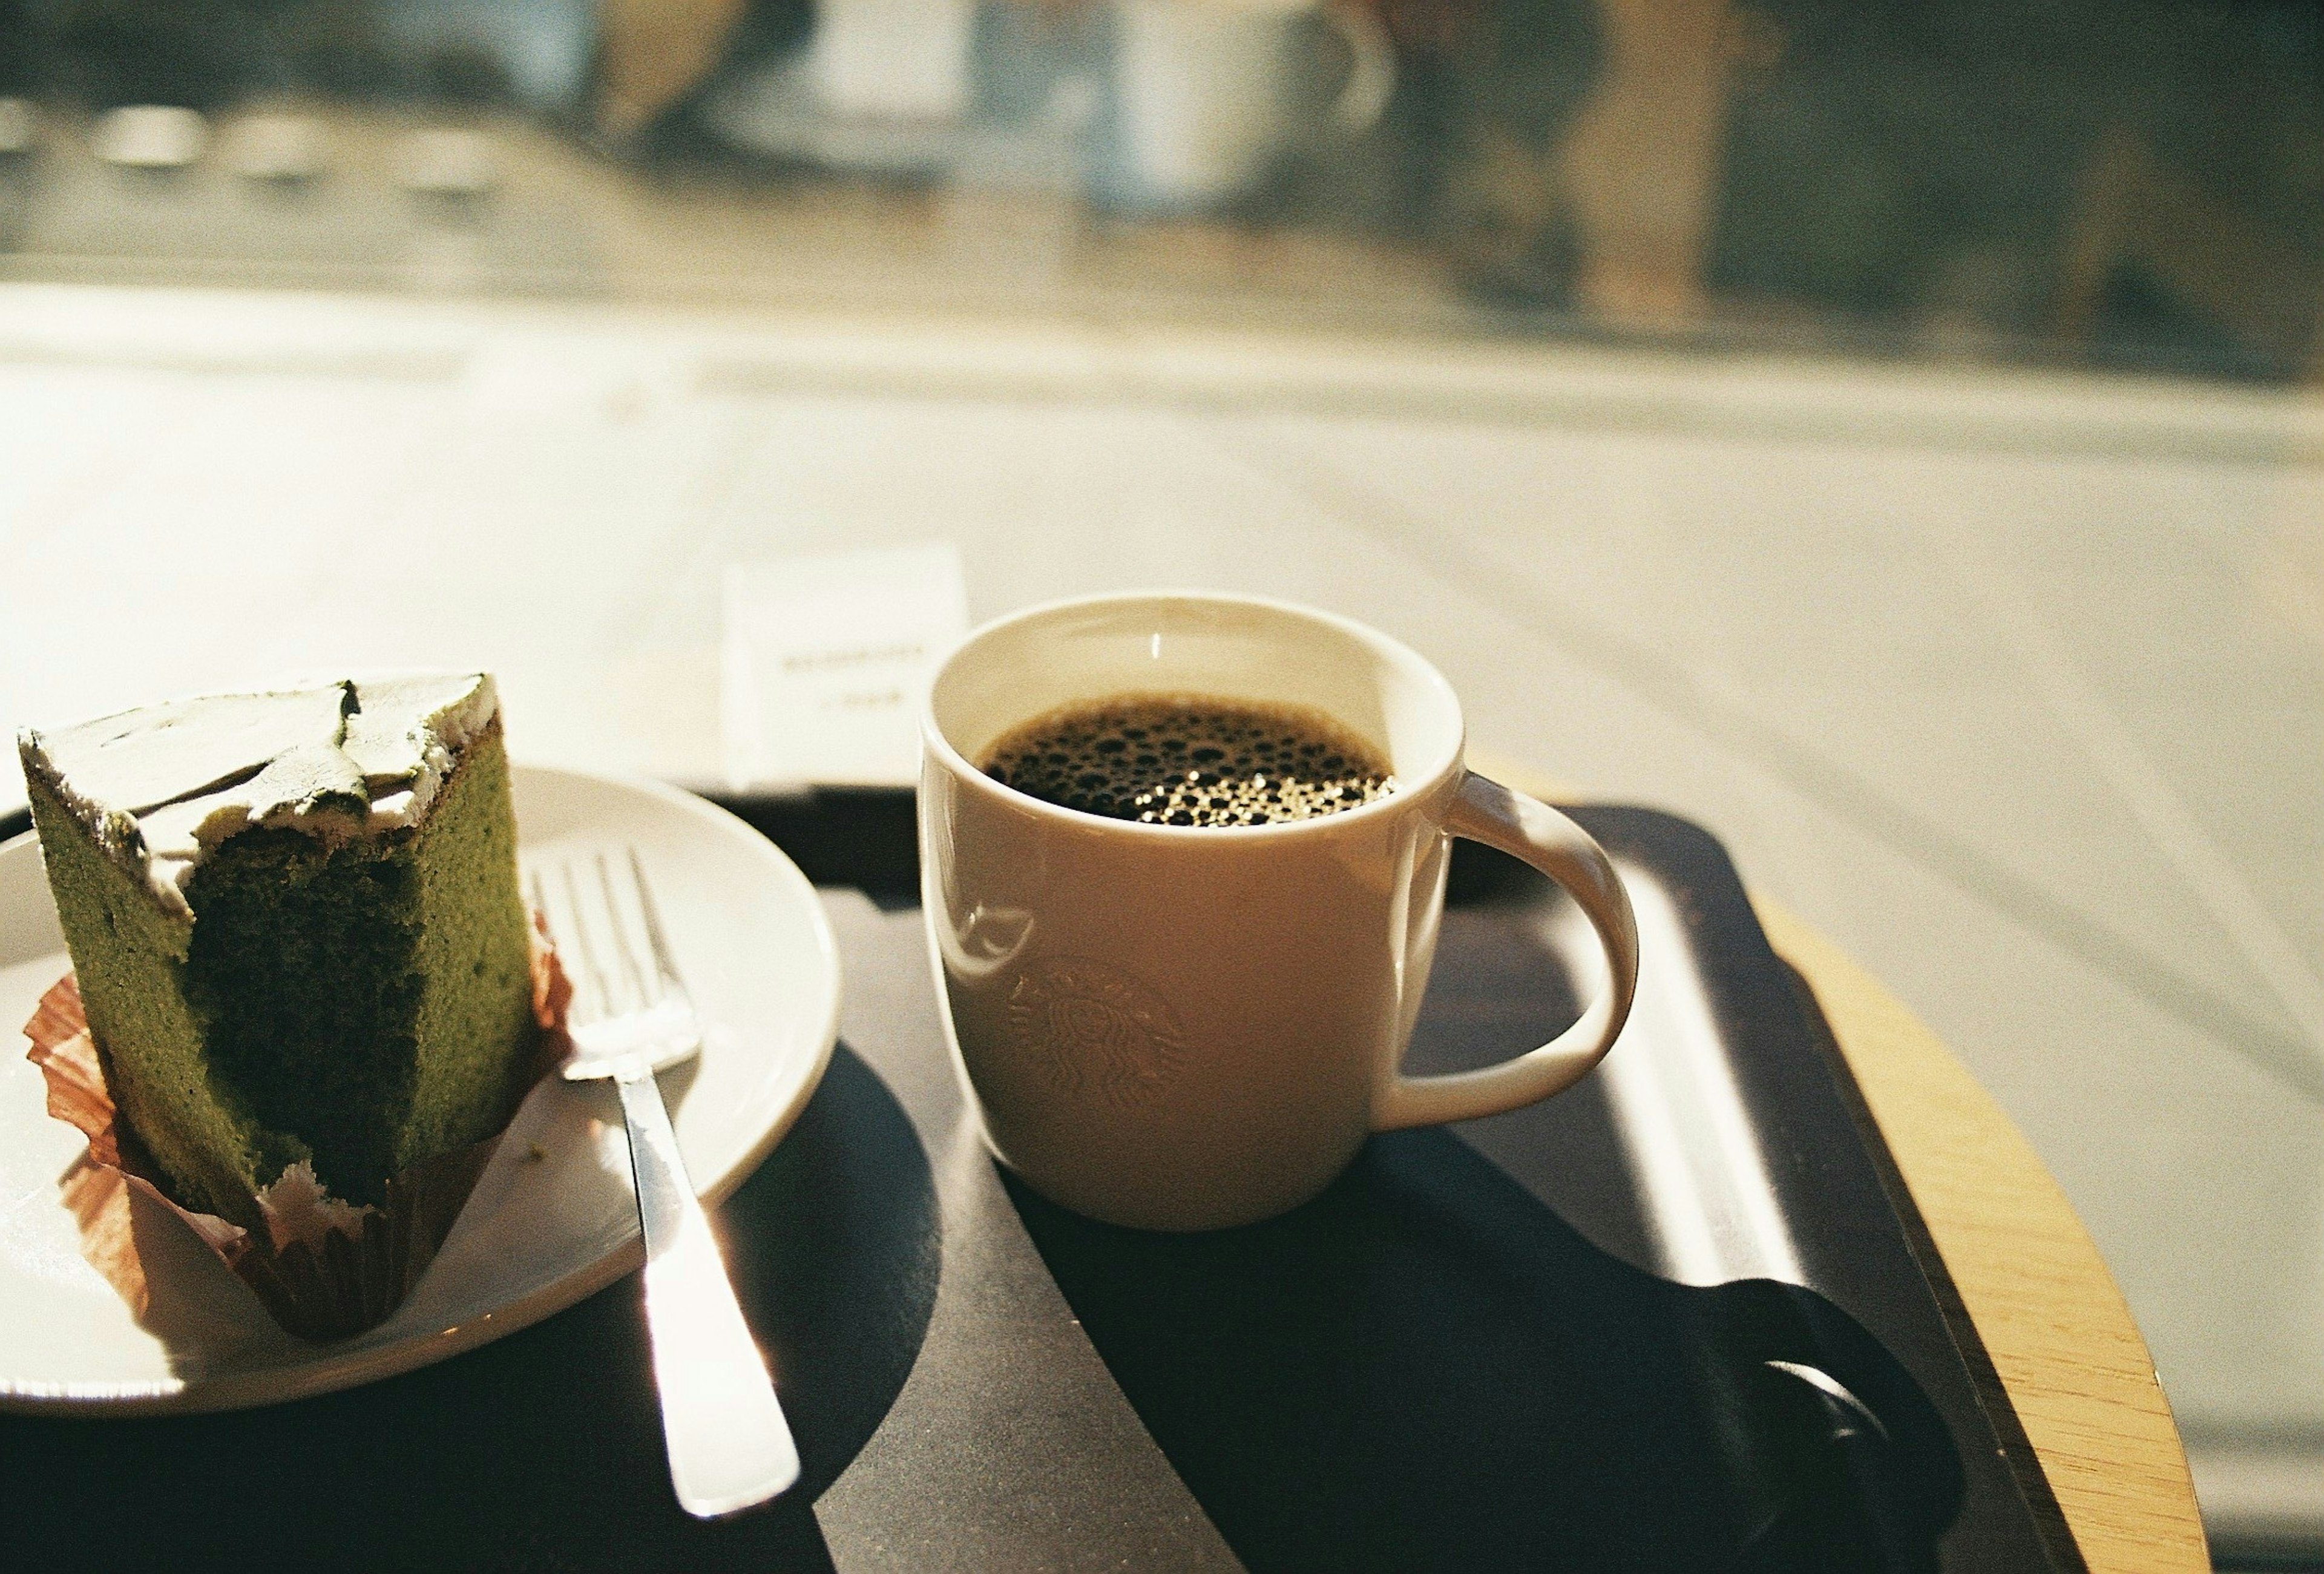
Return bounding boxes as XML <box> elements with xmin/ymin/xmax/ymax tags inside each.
<box><xmin>980</xmin><ymin>695</ymin><xmax>1395</xmax><ymax>827</ymax></box>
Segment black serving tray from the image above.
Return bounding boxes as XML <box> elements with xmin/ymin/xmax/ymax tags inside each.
<box><xmin>1</xmin><ymin>791</ymin><xmax>2080</xmax><ymax>1573</ymax></box>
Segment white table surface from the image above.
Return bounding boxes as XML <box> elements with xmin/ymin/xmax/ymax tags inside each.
<box><xmin>2</xmin><ymin>281</ymin><xmax>2319</xmax><ymax>1542</ymax></box>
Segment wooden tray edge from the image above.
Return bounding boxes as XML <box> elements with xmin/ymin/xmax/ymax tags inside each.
<box><xmin>1751</xmin><ymin>894</ymin><xmax>2209</xmax><ymax>1574</ymax></box>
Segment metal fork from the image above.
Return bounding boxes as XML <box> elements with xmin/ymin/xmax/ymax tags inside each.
<box><xmin>531</xmin><ymin>848</ymin><xmax>800</xmax><ymax>1518</ymax></box>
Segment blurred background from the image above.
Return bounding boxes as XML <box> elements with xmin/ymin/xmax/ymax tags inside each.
<box><xmin>0</xmin><ymin>0</ymin><xmax>2315</xmax><ymax>369</ymax></box>
<box><xmin>0</xmin><ymin>0</ymin><xmax>2318</xmax><ymax>1566</ymax></box>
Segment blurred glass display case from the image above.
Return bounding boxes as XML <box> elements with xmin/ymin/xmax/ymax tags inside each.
<box><xmin>0</xmin><ymin>0</ymin><xmax>2315</xmax><ymax>378</ymax></box>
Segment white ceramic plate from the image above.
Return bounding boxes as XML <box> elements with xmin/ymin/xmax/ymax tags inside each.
<box><xmin>0</xmin><ymin>764</ymin><xmax>841</xmax><ymax>1414</ymax></box>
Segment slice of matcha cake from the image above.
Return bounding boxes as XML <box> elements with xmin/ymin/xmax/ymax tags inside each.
<box><xmin>19</xmin><ymin>675</ymin><xmax>538</xmax><ymax>1227</ymax></box>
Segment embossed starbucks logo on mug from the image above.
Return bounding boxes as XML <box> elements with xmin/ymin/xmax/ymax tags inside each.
<box><xmin>1006</xmin><ymin>958</ymin><xmax>1187</xmax><ymax>1109</ymax></box>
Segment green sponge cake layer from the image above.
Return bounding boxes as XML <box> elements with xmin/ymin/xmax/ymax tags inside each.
<box><xmin>19</xmin><ymin>676</ymin><xmax>537</xmax><ymax>1224</ymax></box>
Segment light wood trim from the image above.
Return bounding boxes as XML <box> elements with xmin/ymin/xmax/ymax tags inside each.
<box><xmin>1754</xmin><ymin>901</ymin><xmax>2208</xmax><ymax>1572</ymax></box>
<box><xmin>1470</xmin><ymin>755</ymin><xmax>2209</xmax><ymax>1570</ymax></box>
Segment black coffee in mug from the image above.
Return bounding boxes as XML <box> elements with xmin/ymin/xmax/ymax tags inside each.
<box><xmin>980</xmin><ymin>694</ymin><xmax>1394</xmax><ymax>827</ymax></box>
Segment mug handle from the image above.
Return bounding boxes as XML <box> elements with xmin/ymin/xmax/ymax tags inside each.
<box><xmin>1321</xmin><ymin>1</ymin><xmax>1397</xmax><ymax>134</ymax></box>
<box><xmin>1373</xmin><ymin>772</ymin><xmax>1640</xmax><ymax>1129</ymax></box>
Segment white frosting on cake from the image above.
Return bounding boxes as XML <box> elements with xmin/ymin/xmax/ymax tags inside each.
<box><xmin>17</xmin><ymin>674</ymin><xmax>499</xmax><ymax>915</ymax></box>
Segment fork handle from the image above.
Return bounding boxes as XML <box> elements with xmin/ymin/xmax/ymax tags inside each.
<box><xmin>617</xmin><ymin>1067</ymin><xmax>801</xmax><ymax>1518</ymax></box>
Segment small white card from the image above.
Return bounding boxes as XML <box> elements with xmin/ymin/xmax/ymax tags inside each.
<box><xmin>722</xmin><ymin>543</ymin><xmax>970</xmax><ymax>790</ymax></box>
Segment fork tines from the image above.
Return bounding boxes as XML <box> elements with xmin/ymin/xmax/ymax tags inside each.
<box><xmin>528</xmin><ymin>847</ymin><xmax>686</xmax><ymax>1024</ymax></box>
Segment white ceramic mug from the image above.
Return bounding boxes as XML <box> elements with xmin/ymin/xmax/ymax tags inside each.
<box><xmin>919</xmin><ymin>593</ymin><xmax>1639</xmax><ymax>1230</ymax></box>
<box><xmin>1107</xmin><ymin>0</ymin><xmax>1396</xmax><ymax>211</ymax></box>
<box><xmin>810</xmin><ymin>0</ymin><xmax>977</xmax><ymax>121</ymax></box>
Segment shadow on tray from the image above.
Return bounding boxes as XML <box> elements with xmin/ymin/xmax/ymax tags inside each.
<box><xmin>1005</xmin><ymin>1126</ymin><xmax>1965</xmax><ymax>1574</ymax></box>
<box><xmin>2</xmin><ymin>1043</ymin><xmax>939</xmax><ymax>1573</ymax></box>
